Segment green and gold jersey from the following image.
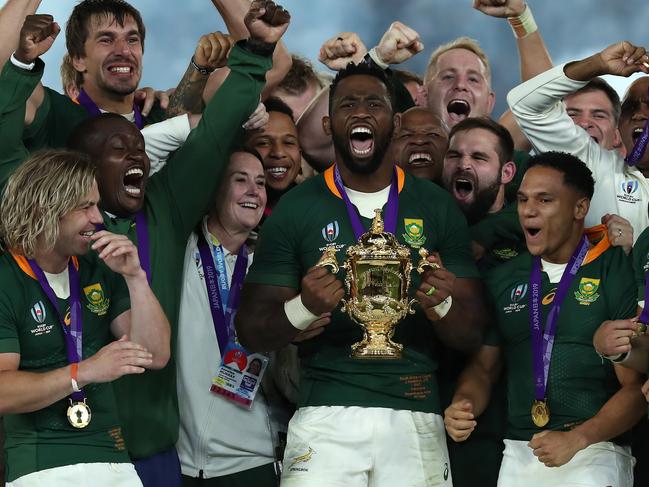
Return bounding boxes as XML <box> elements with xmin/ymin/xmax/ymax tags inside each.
<box><xmin>0</xmin><ymin>253</ymin><xmax>131</xmax><ymax>482</ymax></box>
<box><xmin>484</xmin><ymin>229</ymin><xmax>635</xmax><ymax>441</ymax></box>
<box><xmin>471</xmin><ymin>202</ymin><xmax>525</xmax><ymax>272</ymax></box>
<box><xmin>246</xmin><ymin>166</ymin><xmax>479</xmax><ymax>414</ymax></box>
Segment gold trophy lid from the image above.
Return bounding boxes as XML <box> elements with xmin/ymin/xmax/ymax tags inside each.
<box><xmin>351</xmin><ymin>209</ymin><xmax>410</xmax><ymax>261</ymax></box>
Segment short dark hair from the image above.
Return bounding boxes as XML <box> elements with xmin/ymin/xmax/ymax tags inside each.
<box><xmin>276</xmin><ymin>55</ymin><xmax>323</xmax><ymax>95</ymax></box>
<box><xmin>448</xmin><ymin>117</ymin><xmax>514</xmax><ymax>165</ymax></box>
<box><xmin>526</xmin><ymin>151</ymin><xmax>595</xmax><ymax>199</ymax></box>
<box><xmin>392</xmin><ymin>68</ymin><xmax>423</xmax><ymax>87</ymax></box>
<box><xmin>329</xmin><ymin>61</ymin><xmax>396</xmax><ymax>115</ymax></box>
<box><xmin>66</xmin><ymin>112</ymin><xmax>131</xmax><ymax>156</ymax></box>
<box><xmin>264</xmin><ymin>96</ymin><xmax>294</xmax><ymax>120</ymax></box>
<box><xmin>66</xmin><ymin>0</ymin><xmax>146</xmax><ymax>59</ymax></box>
<box><xmin>568</xmin><ymin>77</ymin><xmax>621</xmax><ymax>123</ymax></box>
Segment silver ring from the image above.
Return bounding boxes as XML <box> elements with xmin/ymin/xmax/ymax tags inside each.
<box><xmin>617</xmin><ymin>228</ymin><xmax>623</xmax><ymax>238</ymax></box>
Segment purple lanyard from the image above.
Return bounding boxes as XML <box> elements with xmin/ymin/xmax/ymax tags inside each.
<box><xmin>27</xmin><ymin>258</ymin><xmax>85</xmax><ymax>402</ymax></box>
<box><xmin>624</xmin><ymin>88</ymin><xmax>649</xmax><ymax>166</ymax></box>
<box><xmin>332</xmin><ymin>165</ymin><xmax>399</xmax><ymax>238</ymax></box>
<box><xmin>640</xmin><ymin>275</ymin><xmax>649</xmax><ymax>324</ymax></box>
<box><xmin>76</xmin><ymin>89</ymin><xmax>144</xmax><ymax>129</ymax></box>
<box><xmin>134</xmin><ymin>210</ymin><xmax>151</xmax><ymax>283</ymax></box>
<box><xmin>529</xmin><ymin>235</ymin><xmax>589</xmax><ymax>402</ymax></box>
<box><xmin>196</xmin><ymin>231</ymin><xmax>248</xmax><ymax>354</ymax></box>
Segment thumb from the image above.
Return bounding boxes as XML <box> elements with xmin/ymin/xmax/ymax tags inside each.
<box><xmin>462</xmin><ymin>400</ymin><xmax>473</xmax><ymax>412</ymax></box>
<box><xmin>118</xmin><ymin>334</ymin><xmax>129</xmax><ymax>342</ymax></box>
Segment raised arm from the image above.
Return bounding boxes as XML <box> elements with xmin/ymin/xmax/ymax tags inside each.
<box><xmin>0</xmin><ymin>0</ymin><xmax>41</xmax><ymax>65</ymax></box>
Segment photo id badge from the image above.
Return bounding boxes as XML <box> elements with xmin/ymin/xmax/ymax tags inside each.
<box><xmin>210</xmin><ymin>342</ymin><xmax>268</xmax><ymax>409</ymax></box>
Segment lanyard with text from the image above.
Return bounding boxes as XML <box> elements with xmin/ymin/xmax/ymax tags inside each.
<box><xmin>27</xmin><ymin>258</ymin><xmax>92</xmax><ymax>428</ymax></box>
<box><xmin>196</xmin><ymin>232</ymin><xmax>248</xmax><ymax>354</ymax></box>
<box><xmin>76</xmin><ymin>89</ymin><xmax>144</xmax><ymax>129</ymax></box>
<box><xmin>528</xmin><ymin>235</ymin><xmax>589</xmax><ymax>427</ymax></box>
<box><xmin>624</xmin><ymin>86</ymin><xmax>649</xmax><ymax>166</ymax></box>
<box><xmin>332</xmin><ymin>165</ymin><xmax>399</xmax><ymax>238</ymax></box>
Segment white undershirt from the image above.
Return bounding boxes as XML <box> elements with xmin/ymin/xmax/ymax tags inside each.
<box><xmin>541</xmin><ymin>254</ymin><xmax>588</xmax><ymax>284</ymax></box>
<box><xmin>44</xmin><ymin>269</ymin><xmax>70</xmax><ymax>299</ymax></box>
<box><xmin>344</xmin><ymin>184</ymin><xmax>391</xmax><ymax>218</ymax></box>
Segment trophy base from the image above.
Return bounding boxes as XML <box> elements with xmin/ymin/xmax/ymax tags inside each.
<box><xmin>351</xmin><ymin>335</ymin><xmax>403</xmax><ymax>360</ymax></box>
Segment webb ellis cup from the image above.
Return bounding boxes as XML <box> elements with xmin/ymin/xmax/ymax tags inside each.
<box><xmin>317</xmin><ymin>209</ymin><xmax>436</xmax><ymax>359</ymax></box>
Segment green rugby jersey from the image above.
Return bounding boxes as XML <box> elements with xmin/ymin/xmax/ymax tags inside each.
<box><xmin>471</xmin><ymin>202</ymin><xmax>525</xmax><ymax>272</ymax></box>
<box><xmin>0</xmin><ymin>253</ymin><xmax>131</xmax><ymax>482</ymax></box>
<box><xmin>246</xmin><ymin>166</ymin><xmax>479</xmax><ymax>413</ymax></box>
<box><xmin>484</xmin><ymin>229</ymin><xmax>635</xmax><ymax>441</ymax></box>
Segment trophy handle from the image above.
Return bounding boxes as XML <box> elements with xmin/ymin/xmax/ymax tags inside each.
<box><xmin>316</xmin><ymin>246</ymin><xmax>340</xmax><ymax>274</ymax></box>
<box><xmin>416</xmin><ymin>247</ymin><xmax>440</xmax><ymax>274</ymax></box>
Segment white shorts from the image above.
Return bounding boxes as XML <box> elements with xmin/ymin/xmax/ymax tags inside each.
<box><xmin>7</xmin><ymin>462</ymin><xmax>142</xmax><ymax>487</ymax></box>
<box><xmin>280</xmin><ymin>406</ymin><xmax>451</xmax><ymax>487</ymax></box>
<box><xmin>497</xmin><ymin>439</ymin><xmax>634</xmax><ymax>487</ymax></box>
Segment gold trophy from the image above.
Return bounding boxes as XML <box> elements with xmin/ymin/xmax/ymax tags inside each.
<box><xmin>317</xmin><ymin>209</ymin><xmax>437</xmax><ymax>359</ymax></box>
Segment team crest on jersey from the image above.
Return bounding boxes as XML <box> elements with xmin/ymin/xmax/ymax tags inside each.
<box><xmin>574</xmin><ymin>278</ymin><xmax>600</xmax><ymax>305</ymax></box>
<box><xmin>402</xmin><ymin>218</ymin><xmax>426</xmax><ymax>248</ymax></box>
<box><xmin>321</xmin><ymin>221</ymin><xmax>340</xmax><ymax>243</ymax></box>
<box><xmin>617</xmin><ymin>180</ymin><xmax>641</xmax><ymax>204</ymax></box>
<box><xmin>30</xmin><ymin>301</ymin><xmax>47</xmax><ymax>324</ymax></box>
<box><xmin>492</xmin><ymin>248</ymin><xmax>519</xmax><ymax>260</ymax></box>
<box><xmin>83</xmin><ymin>283</ymin><xmax>110</xmax><ymax>316</ymax></box>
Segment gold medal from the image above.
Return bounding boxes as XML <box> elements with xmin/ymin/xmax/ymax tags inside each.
<box><xmin>531</xmin><ymin>400</ymin><xmax>550</xmax><ymax>427</ymax></box>
<box><xmin>67</xmin><ymin>399</ymin><xmax>92</xmax><ymax>429</ymax></box>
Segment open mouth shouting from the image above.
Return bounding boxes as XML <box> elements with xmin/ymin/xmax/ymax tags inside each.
<box><xmin>349</xmin><ymin>124</ymin><xmax>374</xmax><ymax>158</ymax></box>
<box><xmin>447</xmin><ymin>99</ymin><xmax>471</xmax><ymax>124</ymax></box>
<box><xmin>452</xmin><ymin>172</ymin><xmax>476</xmax><ymax>203</ymax></box>
<box><xmin>632</xmin><ymin>125</ymin><xmax>647</xmax><ymax>143</ymax></box>
<box><xmin>407</xmin><ymin>151</ymin><xmax>433</xmax><ymax>167</ymax></box>
<box><xmin>123</xmin><ymin>166</ymin><xmax>145</xmax><ymax>198</ymax></box>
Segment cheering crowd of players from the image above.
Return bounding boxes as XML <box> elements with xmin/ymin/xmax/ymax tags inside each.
<box><xmin>0</xmin><ymin>0</ymin><xmax>648</xmax><ymax>486</ymax></box>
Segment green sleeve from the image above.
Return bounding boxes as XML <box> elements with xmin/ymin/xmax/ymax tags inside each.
<box><xmin>0</xmin><ymin>59</ymin><xmax>42</xmax><ymax>193</ymax></box>
<box><xmin>0</xmin><ymin>287</ymin><xmax>20</xmax><ymax>354</ymax></box>
<box><xmin>471</xmin><ymin>202</ymin><xmax>523</xmax><ymax>249</ymax></box>
<box><xmin>632</xmin><ymin>228</ymin><xmax>649</xmax><ymax>304</ymax></box>
<box><xmin>142</xmin><ymin>102</ymin><xmax>167</xmax><ymax>125</ymax></box>
<box><xmin>149</xmin><ymin>43</ymin><xmax>272</xmax><ymax>238</ymax></box>
<box><xmin>437</xmin><ymin>195</ymin><xmax>480</xmax><ymax>279</ymax></box>
<box><xmin>245</xmin><ymin>193</ymin><xmax>303</xmax><ymax>289</ymax></box>
<box><xmin>606</xmin><ymin>248</ymin><xmax>637</xmax><ymax>319</ymax></box>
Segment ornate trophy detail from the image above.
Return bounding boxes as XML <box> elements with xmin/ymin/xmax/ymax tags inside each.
<box><xmin>316</xmin><ymin>209</ymin><xmax>439</xmax><ymax>359</ymax></box>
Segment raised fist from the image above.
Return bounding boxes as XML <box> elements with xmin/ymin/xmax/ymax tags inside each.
<box><xmin>300</xmin><ymin>264</ymin><xmax>344</xmax><ymax>316</ymax></box>
<box><xmin>472</xmin><ymin>0</ymin><xmax>526</xmax><ymax>18</ymax></box>
<box><xmin>194</xmin><ymin>31</ymin><xmax>234</xmax><ymax>71</ymax></box>
<box><xmin>15</xmin><ymin>14</ymin><xmax>61</xmax><ymax>64</ymax></box>
<box><xmin>374</xmin><ymin>21</ymin><xmax>424</xmax><ymax>65</ymax></box>
<box><xmin>319</xmin><ymin>32</ymin><xmax>367</xmax><ymax>71</ymax></box>
<box><xmin>597</xmin><ymin>41</ymin><xmax>649</xmax><ymax>77</ymax></box>
<box><xmin>244</xmin><ymin>1</ymin><xmax>291</xmax><ymax>45</ymax></box>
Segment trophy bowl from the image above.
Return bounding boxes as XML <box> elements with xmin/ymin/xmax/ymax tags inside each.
<box><xmin>317</xmin><ymin>209</ymin><xmax>436</xmax><ymax>359</ymax></box>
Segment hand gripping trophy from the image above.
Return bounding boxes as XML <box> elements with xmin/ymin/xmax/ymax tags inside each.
<box><xmin>317</xmin><ymin>209</ymin><xmax>437</xmax><ymax>359</ymax></box>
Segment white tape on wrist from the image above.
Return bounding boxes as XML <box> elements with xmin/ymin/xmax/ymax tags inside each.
<box><xmin>507</xmin><ymin>5</ymin><xmax>538</xmax><ymax>39</ymax></box>
<box><xmin>368</xmin><ymin>47</ymin><xmax>390</xmax><ymax>70</ymax></box>
<box><xmin>284</xmin><ymin>294</ymin><xmax>319</xmax><ymax>331</ymax></box>
<box><xmin>433</xmin><ymin>296</ymin><xmax>453</xmax><ymax>319</ymax></box>
<box><xmin>10</xmin><ymin>52</ymin><xmax>36</xmax><ymax>71</ymax></box>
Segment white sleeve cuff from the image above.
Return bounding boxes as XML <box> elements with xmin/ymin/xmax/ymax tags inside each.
<box><xmin>10</xmin><ymin>52</ymin><xmax>35</xmax><ymax>71</ymax></box>
<box><xmin>284</xmin><ymin>294</ymin><xmax>319</xmax><ymax>331</ymax></box>
<box><xmin>433</xmin><ymin>295</ymin><xmax>453</xmax><ymax>319</ymax></box>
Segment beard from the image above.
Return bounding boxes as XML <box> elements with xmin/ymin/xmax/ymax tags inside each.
<box><xmin>459</xmin><ymin>177</ymin><xmax>501</xmax><ymax>226</ymax></box>
<box><xmin>331</xmin><ymin>126</ymin><xmax>393</xmax><ymax>175</ymax></box>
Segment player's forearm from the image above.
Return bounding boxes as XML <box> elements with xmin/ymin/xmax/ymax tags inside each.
<box><xmin>433</xmin><ymin>283</ymin><xmax>487</xmax><ymax>352</ymax></box>
<box><xmin>517</xmin><ymin>31</ymin><xmax>552</xmax><ymax>81</ymax></box>
<box><xmin>0</xmin><ymin>365</ymin><xmax>74</xmax><ymax>414</ymax></box>
<box><xmin>167</xmin><ymin>62</ymin><xmax>208</xmax><ymax>117</ymax></box>
<box><xmin>210</xmin><ymin>0</ymin><xmax>250</xmax><ymax>39</ymax></box>
<box><xmin>124</xmin><ymin>272</ymin><xmax>170</xmax><ymax>369</ymax></box>
<box><xmin>0</xmin><ymin>0</ymin><xmax>41</xmax><ymax>65</ymax></box>
<box><xmin>570</xmin><ymin>383</ymin><xmax>645</xmax><ymax>449</ymax></box>
<box><xmin>453</xmin><ymin>368</ymin><xmax>493</xmax><ymax>418</ymax></box>
<box><xmin>564</xmin><ymin>54</ymin><xmax>606</xmax><ymax>82</ymax></box>
<box><xmin>261</xmin><ymin>41</ymin><xmax>291</xmax><ymax>99</ymax></box>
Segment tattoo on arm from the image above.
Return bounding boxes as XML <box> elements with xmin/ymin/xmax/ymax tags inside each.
<box><xmin>166</xmin><ymin>63</ymin><xmax>208</xmax><ymax>117</ymax></box>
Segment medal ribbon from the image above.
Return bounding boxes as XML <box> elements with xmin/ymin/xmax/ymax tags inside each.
<box><xmin>639</xmin><ymin>274</ymin><xmax>649</xmax><ymax>324</ymax></box>
<box><xmin>27</xmin><ymin>258</ymin><xmax>85</xmax><ymax>402</ymax></box>
<box><xmin>196</xmin><ymin>231</ymin><xmax>248</xmax><ymax>354</ymax></box>
<box><xmin>624</xmin><ymin>87</ymin><xmax>649</xmax><ymax>166</ymax></box>
<box><xmin>332</xmin><ymin>165</ymin><xmax>399</xmax><ymax>239</ymax></box>
<box><xmin>76</xmin><ymin>89</ymin><xmax>144</xmax><ymax>129</ymax></box>
<box><xmin>134</xmin><ymin>210</ymin><xmax>151</xmax><ymax>283</ymax></box>
<box><xmin>529</xmin><ymin>235</ymin><xmax>588</xmax><ymax>402</ymax></box>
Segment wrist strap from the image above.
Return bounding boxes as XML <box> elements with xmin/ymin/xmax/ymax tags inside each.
<box><xmin>70</xmin><ymin>363</ymin><xmax>81</xmax><ymax>392</ymax></box>
<box><xmin>284</xmin><ymin>294</ymin><xmax>319</xmax><ymax>331</ymax></box>
<box><xmin>366</xmin><ymin>48</ymin><xmax>389</xmax><ymax>70</ymax></box>
<box><xmin>190</xmin><ymin>56</ymin><xmax>214</xmax><ymax>75</ymax></box>
<box><xmin>507</xmin><ymin>5</ymin><xmax>538</xmax><ymax>39</ymax></box>
<box><xmin>10</xmin><ymin>52</ymin><xmax>36</xmax><ymax>71</ymax></box>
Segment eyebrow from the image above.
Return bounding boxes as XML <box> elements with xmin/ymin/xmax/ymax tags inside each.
<box><xmin>94</xmin><ymin>29</ymin><xmax>141</xmax><ymax>39</ymax></box>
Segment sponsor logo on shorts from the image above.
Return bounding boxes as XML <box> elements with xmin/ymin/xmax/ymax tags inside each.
<box><xmin>287</xmin><ymin>446</ymin><xmax>314</xmax><ymax>472</ymax></box>
<box><xmin>617</xmin><ymin>180</ymin><xmax>641</xmax><ymax>204</ymax></box>
<box><xmin>321</xmin><ymin>221</ymin><xmax>340</xmax><ymax>243</ymax></box>
<box><xmin>83</xmin><ymin>283</ymin><xmax>110</xmax><ymax>316</ymax></box>
<box><xmin>443</xmin><ymin>462</ymin><xmax>449</xmax><ymax>481</ymax></box>
<box><xmin>574</xmin><ymin>277</ymin><xmax>600</xmax><ymax>305</ymax></box>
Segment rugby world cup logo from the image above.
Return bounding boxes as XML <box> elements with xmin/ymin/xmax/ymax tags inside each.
<box><xmin>321</xmin><ymin>221</ymin><xmax>340</xmax><ymax>243</ymax></box>
<box><xmin>511</xmin><ymin>283</ymin><xmax>528</xmax><ymax>303</ymax></box>
<box><xmin>31</xmin><ymin>301</ymin><xmax>47</xmax><ymax>323</ymax></box>
<box><xmin>621</xmin><ymin>180</ymin><xmax>639</xmax><ymax>195</ymax></box>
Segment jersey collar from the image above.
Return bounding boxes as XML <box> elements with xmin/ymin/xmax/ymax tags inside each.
<box><xmin>323</xmin><ymin>164</ymin><xmax>406</xmax><ymax>199</ymax></box>
<box><xmin>11</xmin><ymin>253</ymin><xmax>79</xmax><ymax>280</ymax></box>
